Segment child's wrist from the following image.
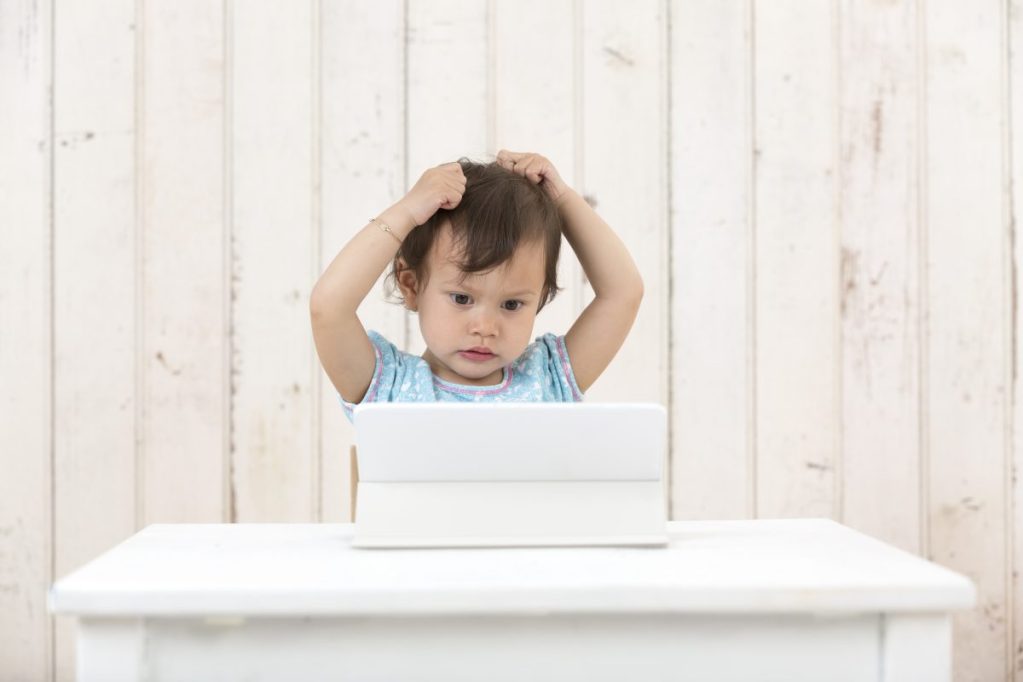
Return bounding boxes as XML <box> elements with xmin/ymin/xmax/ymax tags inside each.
<box><xmin>554</xmin><ymin>187</ymin><xmax>580</xmax><ymax>211</ymax></box>
<box><xmin>381</xmin><ymin>201</ymin><xmax>418</xmax><ymax>238</ymax></box>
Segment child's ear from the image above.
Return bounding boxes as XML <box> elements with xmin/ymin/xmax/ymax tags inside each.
<box><xmin>396</xmin><ymin>263</ymin><xmax>419</xmax><ymax>311</ymax></box>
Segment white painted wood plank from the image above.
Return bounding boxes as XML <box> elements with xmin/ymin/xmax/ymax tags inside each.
<box><xmin>319</xmin><ymin>0</ymin><xmax>407</xmax><ymax>521</ymax></box>
<box><xmin>881</xmin><ymin>614</ymin><xmax>952</xmax><ymax>682</ymax></box>
<box><xmin>1009</xmin><ymin>1</ymin><xmax>1023</xmax><ymax>678</ymax></box>
<box><xmin>141</xmin><ymin>1</ymin><xmax>226</xmax><ymax>522</ymax></box>
<box><xmin>924</xmin><ymin>1</ymin><xmax>1009</xmax><ymax>680</ymax></box>
<box><xmin>837</xmin><ymin>0</ymin><xmax>921</xmax><ymax>554</ymax></box>
<box><xmin>0</xmin><ymin>0</ymin><xmax>52</xmax><ymax>679</ymax></box>
<box><xmin>669</xmin><ymin>0</ymin><xmax>752</xmax><ymax>520</ymax></box>
<box><xmin>51</xmin><ymin>2</ymin><xmax>138</xmax><ymax>680</ymax></box>
<box><xmin>492</xmin><ymin>0</ymin><xmax>581</xmax><ymax>343</ymax></box>
<box><xmin>405</xmin><ymin>0</ymin><xmax>490</xmax><ymax>356</ymax></box>
<box><xmin>753</xmin><ymin>0</ymin><xmax>838</xmax><ymax>518</ymax></box>
<box><xmin>230</xmin><ymin>1</ymin><xmax>315</xmax><ymax>521</ymax></box>
<box><xmin>579</xmin><ymin>0</ymin><xmax>668</xmax><ymax>403</ymax></box>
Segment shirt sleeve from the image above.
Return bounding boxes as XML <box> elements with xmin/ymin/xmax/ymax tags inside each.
<box><xmin>535</xmin><ymin>333</ymin><xmax>584</xmax><ymax>402</ymax></box>
<box><xmin>336</xmin><ymin>330</ymin><xmax>407</xmax><ymax>423</ymax></box>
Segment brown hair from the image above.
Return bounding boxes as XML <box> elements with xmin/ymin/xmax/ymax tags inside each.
<box><xmin>387</xmin><ymin>156</ymin><xmax>563</xmax><ymax>312</ymax></box>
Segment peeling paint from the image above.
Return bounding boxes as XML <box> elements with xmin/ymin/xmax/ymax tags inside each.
<box><xmin>154</xmin><ymin>351</ymin><xmax>182</xmax><ymax>376</ymax></box>
<box><xmin>1010</xmin><ymin>210</ymin><xmax>1017</xmax><ymax>386</ymax></box>
<box><xmin>959</xmin><ymin>496</ymin><xmax>982</xmax><ymax>511</ymax></box>
<box><xmin>602</xmin><ymin>45</ymin><xmax>635</xmax><ymax>67</ymax></box>
<box><xmin>870</xmin><ymin>99</ymin><xmax>884</xmax><ymax>157</ymax></box>
<box><xmin>56</xmin><ymin>130</ymin><xmax>96</xmax><ymax>149</ymax></box>
<box><xmin>869</xmin><ymin>261</ymin><xmax>888</xmax><ymax>287</ymax></box>
<box><xmin>840</xmin><ymin>247</ymin><xmax>859</xmax><ymax>317</ymax></box>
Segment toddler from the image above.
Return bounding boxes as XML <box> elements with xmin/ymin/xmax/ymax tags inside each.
<box><xmin>310</xmin><ymin>150</ymin><xmax>643</xmax><ymax>422</ymax></box>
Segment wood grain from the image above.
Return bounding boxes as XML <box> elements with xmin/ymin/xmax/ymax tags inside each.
<box><xmin>230</xmin><ymin>0</ymin><xmax>316</xmax><ymax>522</ymax></box>
<box><xmin>753</xmin><ymin>0</ymin><xmax>839</xmax><ymax>519</ymax></box>
<box><xmin>925</xmin><ymin>1</ymin><xmax>1009</xmax><ymax>678</ymax></box>
<box><xmin>0</xmin><ymin>0</ymin><xmax>53</xmax><ymax>679</ymax></box>
<box><xmin>669</xmin><ymin>0</ymin><xmax>753</xmax><ymax>521</ymax></box>
<box><xmin>837</xmin><ymin>0</ymin><xmax>921</xmax><ymax>554</ymax></box>
<box><xmin>52</xmin><ymin>1</ymin><xmax>137</xmax><ymax>678</ymax></box>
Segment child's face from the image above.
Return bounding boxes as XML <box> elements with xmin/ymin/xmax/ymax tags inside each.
<box><xmin>399</xmin><ymin>220</ymin><xmax>547</xmax><ymax>386</ymax></box>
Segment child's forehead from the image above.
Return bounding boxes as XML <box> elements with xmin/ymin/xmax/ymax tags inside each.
<box><xmin>433</xmin><ymin>256</ymin><xmax>542</xmax><ymax>288</ymax></box>
<box><xmin>428</xmin><ymin>226</ymin><xmax>545</xmax><ymax>290</ymax></box>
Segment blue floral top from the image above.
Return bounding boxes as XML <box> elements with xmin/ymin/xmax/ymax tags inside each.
<box><xmin>338</xmin><ymin>330</ymin><xmax>584</xmax><ymax>422</ymax></box>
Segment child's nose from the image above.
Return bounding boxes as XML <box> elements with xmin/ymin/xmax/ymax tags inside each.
<box><xmin>469</xmin><ymin>310</ymin><xmax>498</xmax><ymax>337</ymax></box>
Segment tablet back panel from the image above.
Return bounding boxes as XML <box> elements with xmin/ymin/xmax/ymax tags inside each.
<box><xmin>351</xmin><ymin>403</ymin><xmax>668</xmax><ymax>548</ymax></box>
<box><xmin>354</xmin><ymin>403</ymin><xmax>664</xmax><ymax>481</ymax></box>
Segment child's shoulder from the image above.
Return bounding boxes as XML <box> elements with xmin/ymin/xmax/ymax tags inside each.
<box><xmin>511</xmin><ymin>331</ymin><xmax>582</xmax><ymax>401</ymax></box>
<box><xmin>366</xmin><ymin>329</ymin><xmax>410</xmax><ymax>352</ymax></box>
<box><xmin>365</xmin><ymin>329</ymin><xmax>429</xmax><ymax>368</ymax></box>
<box><xmin>511</xmin><ymin>332</ymin><xmax>572</xmax><ymax>373</ymax></box>
<box><xmin>513</xmin><ymin>331</ymin><xmax>559</xmax><ymax>358</ymax></box>
<box><xmin>365</xmin><ymin>328</ymin><xmax>393</xmax><ymax>349</ymax></box>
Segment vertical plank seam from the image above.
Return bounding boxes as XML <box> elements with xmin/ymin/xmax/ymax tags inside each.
<box><xmin>486</xmin><ymin>0</ymin><xmax>495</xmax><ymax>157</ymax></box>
<box><xmin>664</xmin><ymin>0</ymin><xmax>673</xmax><ymax>521</ymax></box>
<box><xmin>46</xmin><ymin>0</ymin><xmax>56</xmax><ymax>677</ymax></box>
<box><xmin>135</xmin><ymin>0</ymin><xmax>146</xmax><ymax>532</ymax></box>
<box><xmin>573</xmin><ymin>0</ymin><xmax>584</xmax><ymax>317</ymax></box>
<box><xmin>833</xmin><ymin>0</ymin><xmax>843</xmax><ymax>525</ymax></box>
<box><xmin>748</xmin><ymin>0</ymin><xmax>758</xmax><ymax>519</ymax></box>
<box><xmin>1002</xmin><ymin>0</ymin><xmax>1016</xmax><ymax>673</ymax></box>
<box><xmin>916</xmin><ymin>0</ymin><xmax>930</xmax><ymax>563</ymax></box>
<box><xmin>224</xmin><ymin>0</ymin><xmax>236</xmax><ymax>523</ymax></box>
<box><xmin>312</xmin><ymin>0</ymin><xmax>323</xmax><ymax>523</ymax></box>
<box><xmin>402</xmin><ymin>0</ymin><xmax>411</xmax><ymax>351</ymax></box>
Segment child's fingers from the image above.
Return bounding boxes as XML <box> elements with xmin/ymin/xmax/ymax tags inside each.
<box><xmin>496</xmin><ymin>150</ymin><xmax>550</xmax><ymax>185</ymax></box>
<box><xmin>496</xmin><ymin>149</ymin><xmax>530</xmax><ymax>173</ymax></box>
<box><xmin>501</xmin><ymin>152</ymin><xmax>533</xmax><ymax>176</ymax></box>
<box><xmin>518</xmin><ymin>156</ymin><xmax>546</xmax><ymax>183</ymax></box>
<box><xmin>496</xmin><ymin>149</ymin><xmax>525</xmax><ymax>163</ymax></box>
<box><xmin>446</xmin><ymin>162</ymin><xmax>466</xmax><ymax>181</ymax></box>
<box><xmin>441</xmin><ymin>186</ymin><xmax>462</xmax><ymax>209</ymax></box>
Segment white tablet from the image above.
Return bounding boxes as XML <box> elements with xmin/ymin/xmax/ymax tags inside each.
<box><xmin>351</xmin><ymin>402</ymin><xmax>669</xmax><ymax>549</ymax></box>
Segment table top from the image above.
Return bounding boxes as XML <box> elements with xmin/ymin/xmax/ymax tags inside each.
<box><xmin>48</xmin><ymin>518</ymin><xmax>976</xmax><ymax>617</ymax></box>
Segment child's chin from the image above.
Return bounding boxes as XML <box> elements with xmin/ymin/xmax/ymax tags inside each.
<box><xmin>455</xmin><ymin>361</ymin><xmax>503</xmax><ymax>381</ymax></box>
<box><xmin>459</xmin><ymin>366</ymin><xmax>497</xmax><ymax>379</ymax></box>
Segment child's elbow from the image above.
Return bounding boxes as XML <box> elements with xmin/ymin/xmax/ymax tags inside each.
<box><xmin>630</xmin><ymin>276</ymin><xmax>644</xmax><ymax>306</ymax></box>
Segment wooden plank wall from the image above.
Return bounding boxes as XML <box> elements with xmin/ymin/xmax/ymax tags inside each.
<box><xmin>1</xmin><ymin>1</ymin><xmax>1019</xmax><ymax>680</ymax></box>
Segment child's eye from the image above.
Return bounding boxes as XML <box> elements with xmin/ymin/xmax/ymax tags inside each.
<box><xmin>450</xmin><ymin>293</ymin><xmax>471</xmax><ymax>305</ymax></box>
<box><xmin>502</xmin><ymin>300</ymin><xmax>524</xmax><ymax>312</ymax></box>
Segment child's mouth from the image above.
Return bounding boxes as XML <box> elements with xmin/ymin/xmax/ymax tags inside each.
<box><xmin>459</xmin><ymin>349</ymin><xmax>495</xmax><ymax>362</ymax></box>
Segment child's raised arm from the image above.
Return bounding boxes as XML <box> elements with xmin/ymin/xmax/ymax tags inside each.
<box><xmin>496</xmin><ymin>150</ymin><xmax>644</xmax><ymax>394</ymax></box>
<box><xmin>310</xmin><ymin>162</ymin><xmax>466</xmax><ymax>403</ymax></box>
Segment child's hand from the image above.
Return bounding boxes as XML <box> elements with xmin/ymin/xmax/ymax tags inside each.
<box><xmin>397</xmin><ymin>161</ymin><xmax>467</xmax><ymax>226</ymax></box>
<box><xmin>495</xmin><ymin>150</ymin><xmax>570</xmax><ymax>205</ymax></box>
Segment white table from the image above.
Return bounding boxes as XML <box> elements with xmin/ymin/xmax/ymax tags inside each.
<box><xmin>48</xmin><ymin>518</ymin><xmax>976</xmax><ymax>682</ymax></box>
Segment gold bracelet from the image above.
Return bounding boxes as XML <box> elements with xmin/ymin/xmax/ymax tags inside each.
<box><xmin>369</xmin><ymin>217</ymin><xmax>402</xmax><ymax>245</ymax></box>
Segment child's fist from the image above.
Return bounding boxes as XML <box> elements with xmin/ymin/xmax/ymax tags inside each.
<box><xmin>495</xmin><ymin>150</ymin><xmax>570</xmax><ymax>204</ymax></box>
<box><xmin>398</xmin><ymin>161</ymin><xmax>467</xmax><ymax>226</ymax></box>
